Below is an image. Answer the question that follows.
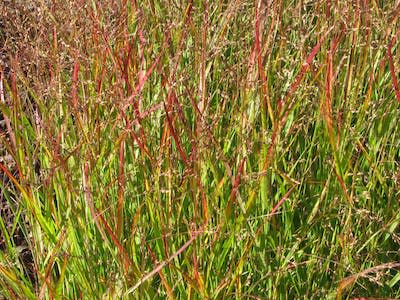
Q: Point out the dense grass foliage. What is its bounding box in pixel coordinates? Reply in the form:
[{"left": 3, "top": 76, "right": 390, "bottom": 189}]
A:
[{"left": 1, "top": 0, "right": 400, "bottom": 299}]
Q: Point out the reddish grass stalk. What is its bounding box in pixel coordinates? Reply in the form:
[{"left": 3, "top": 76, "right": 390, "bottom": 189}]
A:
[
  {"left": 262, "top": 31, "right": 330, "bottom": 172},
  {"left": 246, "top": 44, "right": 256, "bottom": 86},
  {"left": 280, "top": 32, "right": 328, "bottom": 113},
  {"left": 324, "top": 39, "right": 337, "bottom": 150},
  {"left": 121, "top": 41, "right": 133, "bottom": 95},
  {"left": 333, "top": 165, "right": 352, "bottom": 204},
  {"left": 119, "top": 110, "right": 152, "bottom": 160},
  {"left": 144, "top": 240, "right": 175, "bottom": 299},
  {"left": 38, "top": 229, "right": 66, "bottom": 300},
  {"left": 96, "top": 53, "right": 107, "bottom": 95},
  {"left": 125, "top": 28, "right": 170, "bottom": 107},
  {"left": 83, "top": 163, "right": 135, "bottom": 275},
  {"left": 329, "top": 28, "right": 346, "bottom": 146},
  {"left": 88, "top": 7, "right": 119, "bottom": 73},
  {"left": 213, "top": 157, "right": 246, "bottom": 244},
  {"left": 98, "top": 213, "right": 132, "bottom": 274},
  {"left": 173, "top": 93, "right": 191, "bottom": 132},
  {"left": 326, "top": 0, "right": 331, "bottom": 18},
  {"left": 387, "top": 32, "right": 400, "bottom": 103},
  {"left": 226, "top": 157, "right": 247, "bottom": 218},
  {"left": 198, "top": 1, "right": 209, "bottom": 115},
  {"left": 122, "top": 31, "right": 170, "bottom": 159},
  {"left": 163, "top": 99, "right": 189, "bottom": 165},
  {"left": 255, "top": 0, "right": 273, "bottom": 126},
  {"left": 268, "top": 185, "right": 296, "bottom": 217},
  {"left": 52, "top": 26, "right": 58, "bottom": 52},
  {"left": 88, "top": 3, "right": 166, "bottom": 160},
  {"left": 337, "top": 262, "right": 400, "bottom": 300},
  {"left": 71, "top": 59, "right": 80, "bottom": 110},
  {"left": 154, "top": 0, "right": 196, "bottom": 171},
  {"left": 6, "top": 59, "right": 24, "bottom": 181},
  {"left": 129, "top": 229, "right": 202, "bottom": 293}
]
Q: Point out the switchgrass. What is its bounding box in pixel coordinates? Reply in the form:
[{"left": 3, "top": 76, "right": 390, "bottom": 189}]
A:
[{"left": 1, "top": 0, "right": 400, "bottom": 299}]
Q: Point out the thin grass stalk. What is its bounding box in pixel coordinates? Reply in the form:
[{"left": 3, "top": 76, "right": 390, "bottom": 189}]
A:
[
  {"left": 386, "top": 29, "right": 400, "bottom": 103},
  {"left": 116, "top": 139, "right": 125, "bottom": 239},
  {"left": 125, "top": 229, "right": 202, "bottom": 295}
]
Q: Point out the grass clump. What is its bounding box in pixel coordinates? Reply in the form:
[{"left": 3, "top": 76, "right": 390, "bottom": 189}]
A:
[{"left": 1, "top": 0, "right": 400, "bottom": 299}]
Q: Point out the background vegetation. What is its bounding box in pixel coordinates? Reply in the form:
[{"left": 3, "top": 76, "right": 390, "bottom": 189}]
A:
[{"left": 1, "top": 0, "right": 400, "bottom": 299}]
